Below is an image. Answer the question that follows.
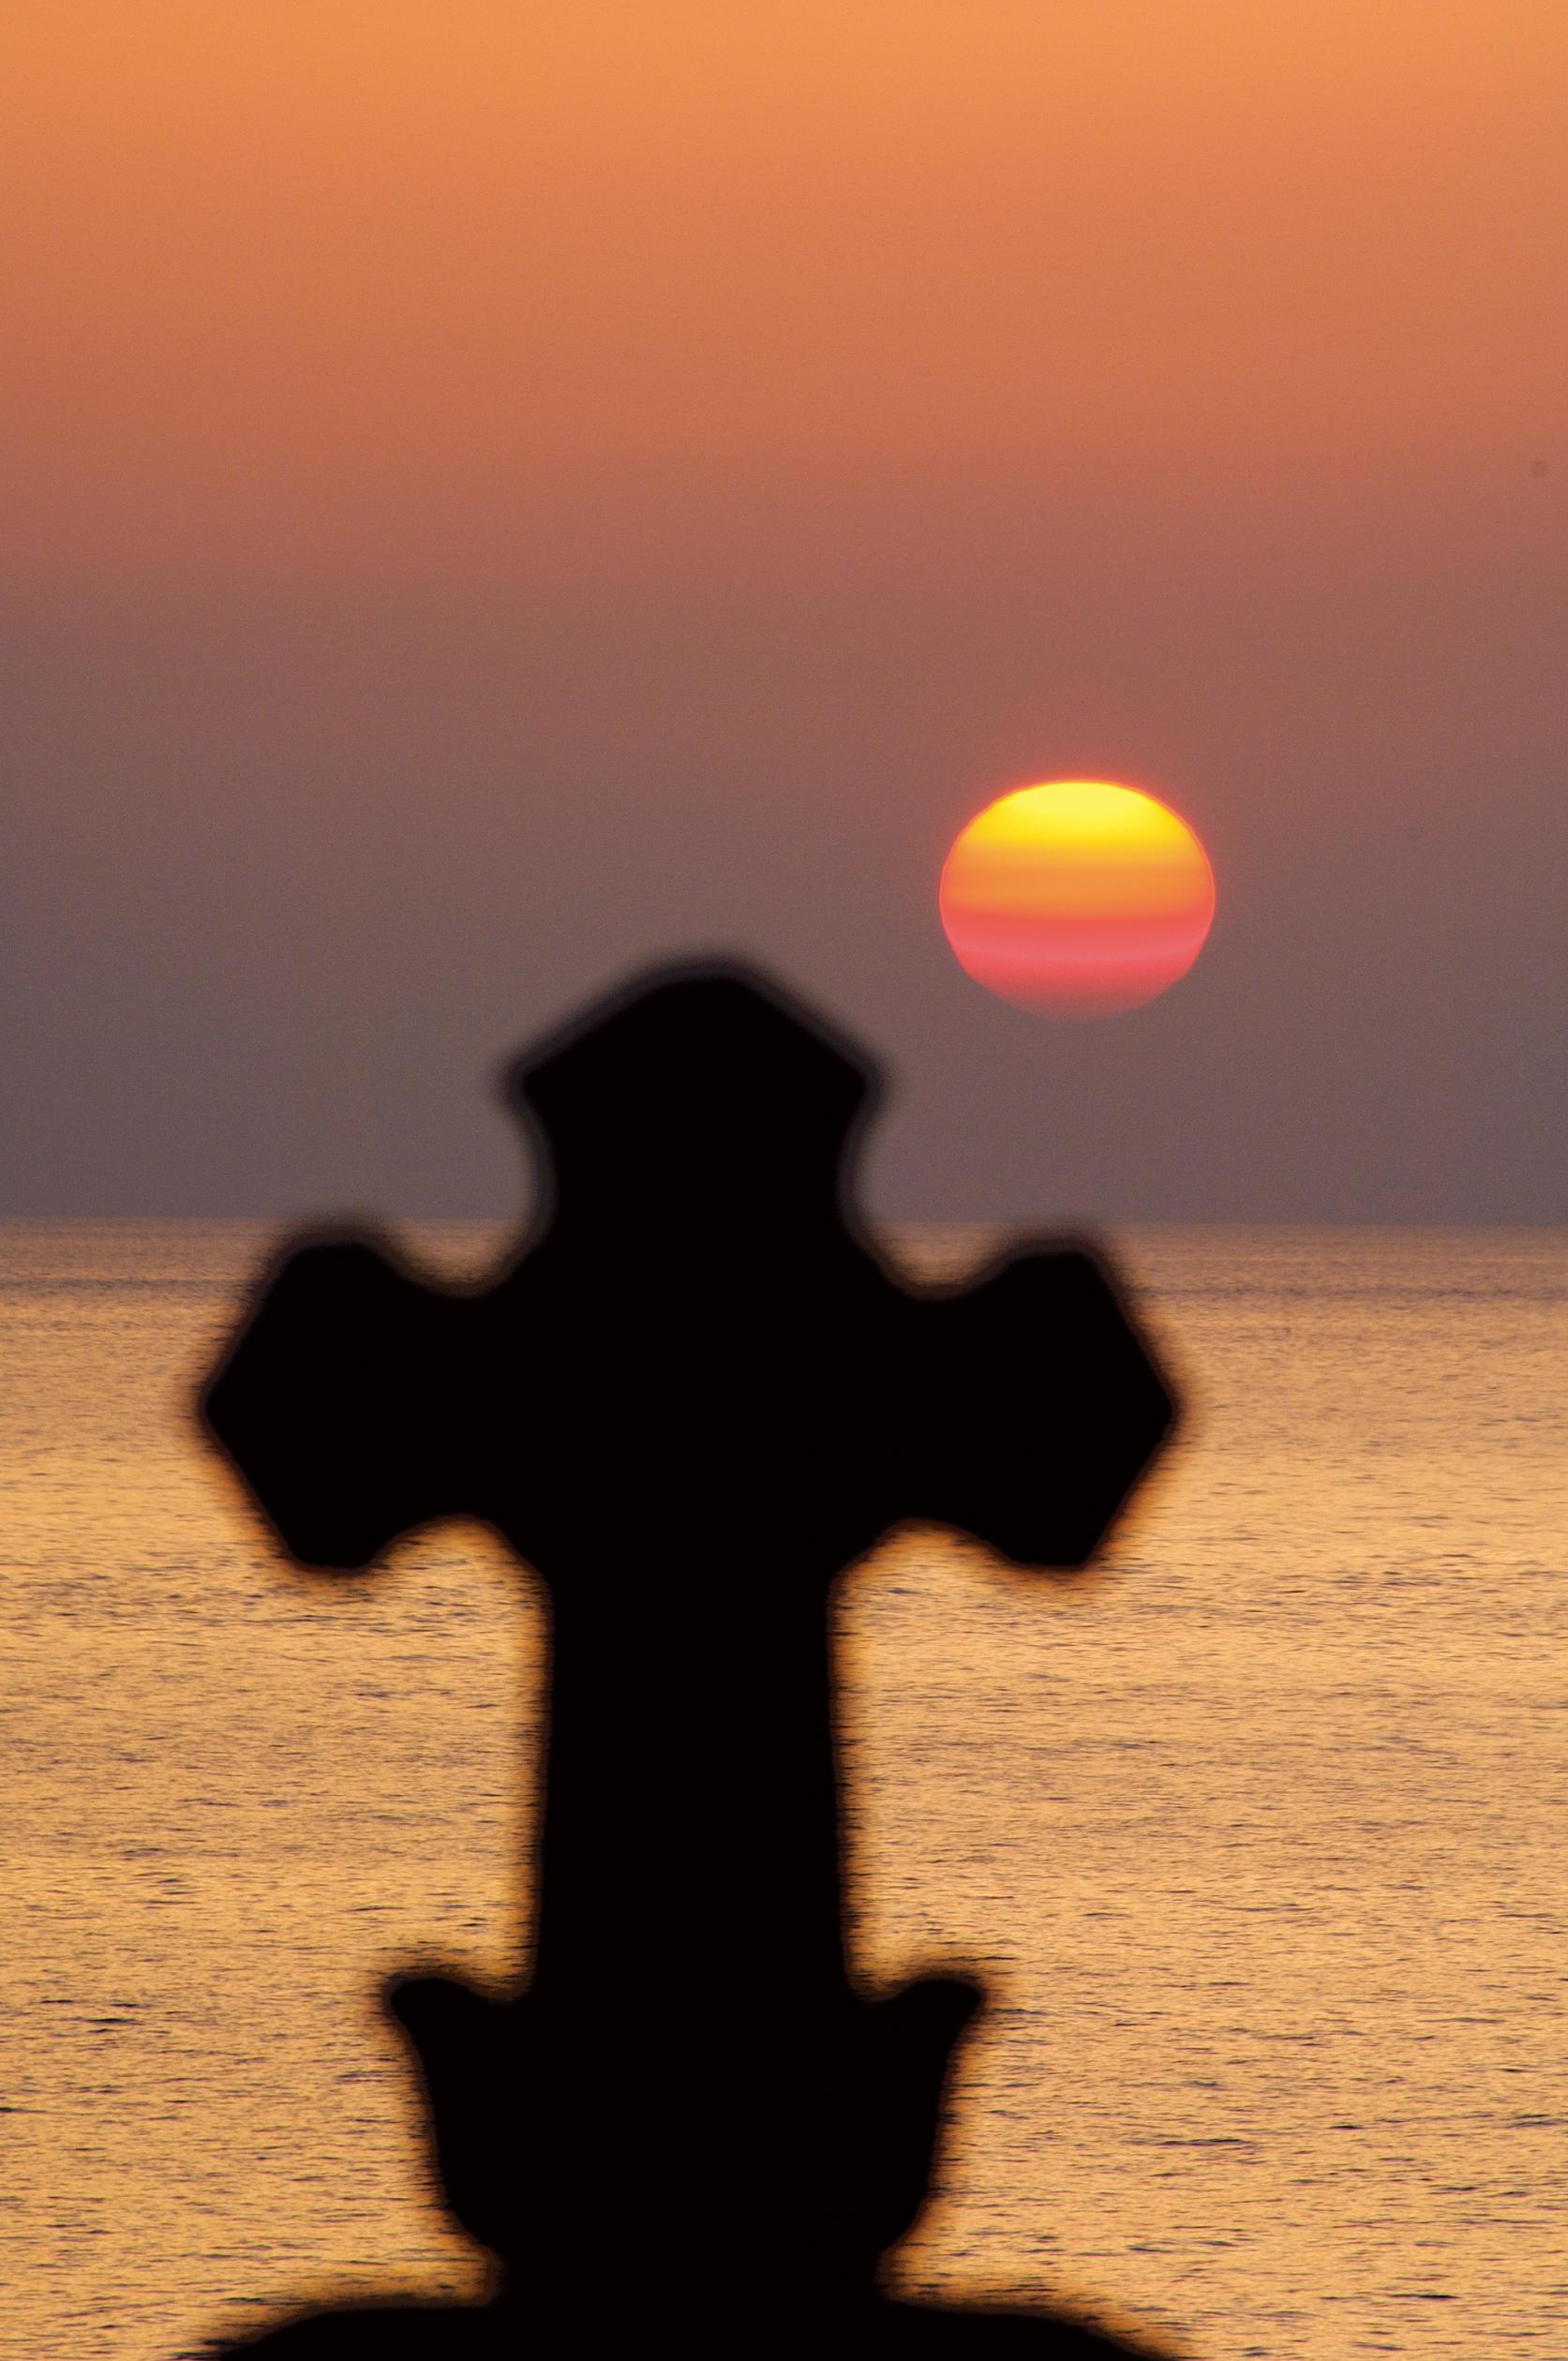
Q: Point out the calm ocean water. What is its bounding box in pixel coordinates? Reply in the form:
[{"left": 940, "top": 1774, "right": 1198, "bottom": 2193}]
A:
[{"left": 1, "top": 1220, "right": 1564, "bottom": 2357}]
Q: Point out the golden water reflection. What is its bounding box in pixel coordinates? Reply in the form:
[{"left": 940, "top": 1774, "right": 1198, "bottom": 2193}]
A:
[{"left": 1, "top": 1222, "right": 1564, "bottom": 2356}]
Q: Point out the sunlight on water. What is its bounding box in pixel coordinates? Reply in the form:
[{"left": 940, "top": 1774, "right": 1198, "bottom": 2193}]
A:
[{"left": 0, "top": 1222, "right": 1564, "bottom": 2356}]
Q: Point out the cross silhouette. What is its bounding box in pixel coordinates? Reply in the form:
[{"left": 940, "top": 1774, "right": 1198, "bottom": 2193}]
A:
[{"left": 202, "top": 963, "right": 1179, "bottom": 2357}]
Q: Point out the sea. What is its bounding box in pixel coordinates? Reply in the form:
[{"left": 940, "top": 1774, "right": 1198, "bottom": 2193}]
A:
[{"left": 1, "top": 1221, "right": 1564, "bottom": 2358}]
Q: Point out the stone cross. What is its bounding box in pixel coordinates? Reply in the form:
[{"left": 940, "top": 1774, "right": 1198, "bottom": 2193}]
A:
[{"left": 202, "top": 964, "right": 1177, "bottom": 2357}]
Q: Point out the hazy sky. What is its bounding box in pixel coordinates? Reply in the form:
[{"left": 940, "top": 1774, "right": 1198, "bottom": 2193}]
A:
[{"left": 5, "top": 2, "right": 1565, "bottom": 1219}]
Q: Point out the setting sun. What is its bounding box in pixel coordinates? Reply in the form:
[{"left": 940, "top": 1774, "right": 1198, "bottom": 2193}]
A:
[{"left": 939, "top": 780, "right": 1216, "bottom": 1019}]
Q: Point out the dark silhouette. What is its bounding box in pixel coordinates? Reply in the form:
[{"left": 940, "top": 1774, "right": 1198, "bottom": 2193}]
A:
[{"left": 200, "top": 963, "right": 1179, "bottom": 2356}]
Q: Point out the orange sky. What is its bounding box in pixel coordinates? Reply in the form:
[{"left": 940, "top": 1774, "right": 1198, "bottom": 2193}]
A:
[
  {"left": 4, "top": 2, "right": 1567, "bottom": 1221},
  {"left": 5, "top": 1, "right": 1564, "bottom": 582}
]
